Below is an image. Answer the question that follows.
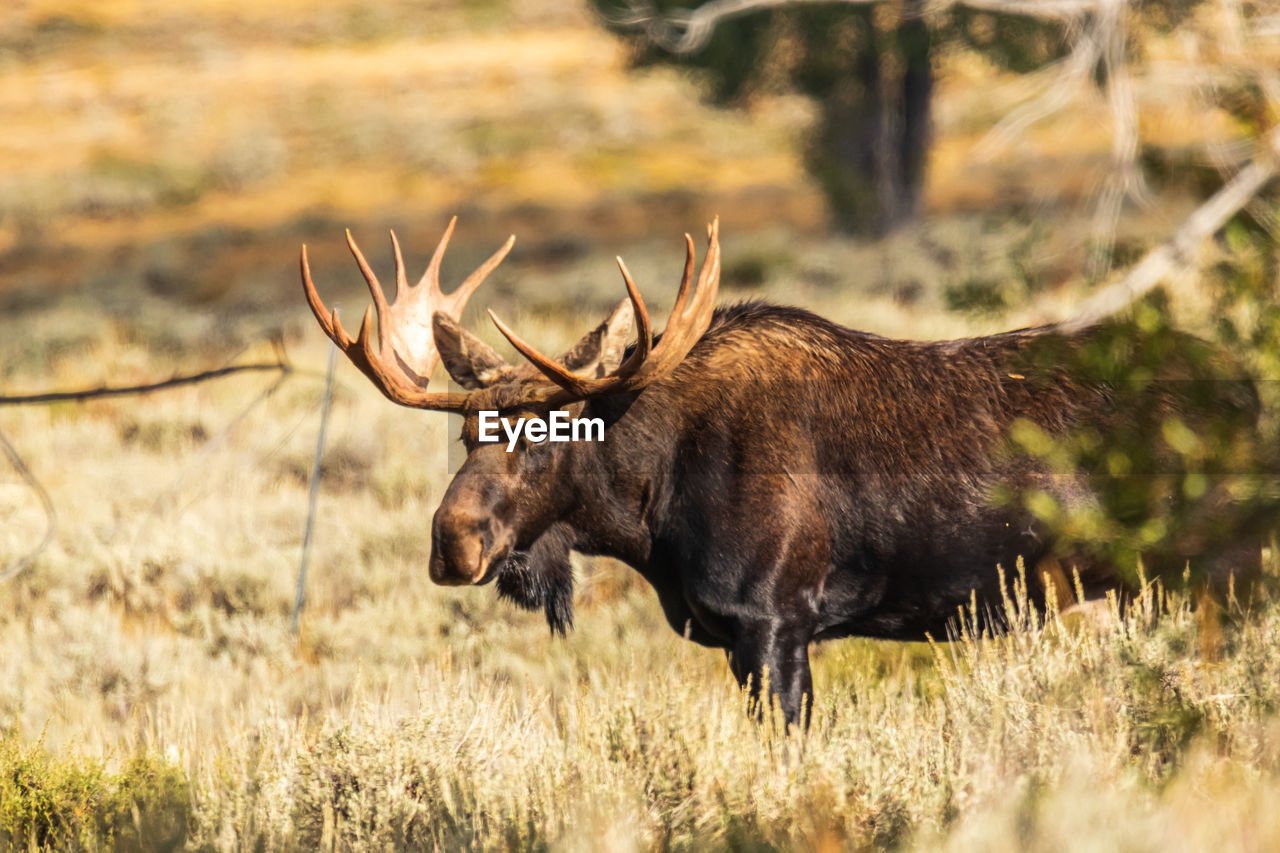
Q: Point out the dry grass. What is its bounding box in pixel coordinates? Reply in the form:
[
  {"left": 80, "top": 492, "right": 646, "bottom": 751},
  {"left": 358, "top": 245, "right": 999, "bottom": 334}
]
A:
[
  {"left": 181, "top": 577, "right": 1280, "bottom": 853},
  {"left": 4, "top": 233, "right": 1280, "bottom": 850},
  {"left": 4, "top": 0, "right": 1280, "bottom": 850}
]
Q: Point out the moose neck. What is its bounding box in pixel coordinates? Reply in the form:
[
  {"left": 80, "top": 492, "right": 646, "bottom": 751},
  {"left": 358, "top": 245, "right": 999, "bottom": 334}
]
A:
[{"left": 557, "top": 391, "right": 679, "bottom": 570}]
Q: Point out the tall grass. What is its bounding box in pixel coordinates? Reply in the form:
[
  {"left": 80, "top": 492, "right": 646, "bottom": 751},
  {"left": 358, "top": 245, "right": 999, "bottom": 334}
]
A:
[
  {"left": 7, "top": 517, "right": 1280, "bottom": 851},
  {"left": 5, "top": 2, "right": 1280, "bottom": 849}
]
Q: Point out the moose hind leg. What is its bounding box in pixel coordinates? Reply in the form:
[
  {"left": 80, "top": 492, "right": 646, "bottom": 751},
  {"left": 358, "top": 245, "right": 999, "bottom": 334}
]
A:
[{"left": 728, "top": 618, "right": 814, "bottom": 729}]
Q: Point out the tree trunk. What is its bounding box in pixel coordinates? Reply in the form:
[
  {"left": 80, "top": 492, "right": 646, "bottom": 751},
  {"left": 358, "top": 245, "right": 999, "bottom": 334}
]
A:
[{"left": 807, "top": 11, "right": 933, "bottom": 236}]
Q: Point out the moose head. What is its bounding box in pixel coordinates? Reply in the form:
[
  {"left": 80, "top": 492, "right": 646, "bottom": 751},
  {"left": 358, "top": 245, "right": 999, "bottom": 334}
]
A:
[{"left": 301, "top": 218, "right": 721, "bottom": 627}]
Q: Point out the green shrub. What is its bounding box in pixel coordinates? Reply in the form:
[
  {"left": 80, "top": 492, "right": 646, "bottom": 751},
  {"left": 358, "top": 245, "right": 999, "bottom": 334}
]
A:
[{"left": 0, "top": 733, "right": 190, "bottom": 852}]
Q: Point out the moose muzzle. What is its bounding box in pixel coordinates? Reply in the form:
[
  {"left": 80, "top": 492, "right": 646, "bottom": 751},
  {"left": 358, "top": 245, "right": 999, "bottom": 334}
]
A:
[{"left": 429, "top": 505, "right": 506, "bottom": 586}]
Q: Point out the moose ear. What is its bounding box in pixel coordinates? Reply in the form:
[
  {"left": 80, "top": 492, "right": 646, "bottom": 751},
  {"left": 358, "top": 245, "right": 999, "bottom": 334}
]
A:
[
  {"left": 559, "top": 299, "right": 636, "bottom": 378},
  {"left": 432, "top": 312, "right": 512, "bottom": 389}
]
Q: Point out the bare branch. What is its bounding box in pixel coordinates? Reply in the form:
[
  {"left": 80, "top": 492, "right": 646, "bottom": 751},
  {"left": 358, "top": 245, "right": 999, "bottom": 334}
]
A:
[
  {"left": 613, "top": 0, "right": 1280, "bottom": 332},
  {"left": 1086, "top": 0, "right": 1148, "bottom": 279},
  {"left": 974, "top": 17, "right": 1102, "bottom": 158},
  {"left": 1062, "top": 124, "right": 1280, "bottom": 332},
  {"left": 1212, "top": 0, "right": 1280, "bottom": 234},
  {"left": 607, "top": 0, "right": 1097, "bottom": 55},
  {"left": 293, "top": 341, "right": 338, "bottom": 636}
]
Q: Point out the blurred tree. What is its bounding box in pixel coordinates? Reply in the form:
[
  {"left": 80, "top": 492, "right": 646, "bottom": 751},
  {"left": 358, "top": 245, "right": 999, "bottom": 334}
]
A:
[{"left": 592, "top": 1, "right": 1072, "bottom": 235}]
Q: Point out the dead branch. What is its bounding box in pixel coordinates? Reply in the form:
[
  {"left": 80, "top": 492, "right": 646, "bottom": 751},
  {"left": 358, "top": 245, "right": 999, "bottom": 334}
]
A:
[
  {"left": 602, "top": 0, "right": 1095, "bottom": 55},
  {"left": 0, "top": 347, "right": 302, "bottom": 581},
  {"left": 292, "top": 341, "right": 338, "bottom": 636},
  {"left": 974, "top": 15, "right": 1101, "bottom": 158},
  {"left": 1061, "top": 124, "right": 1280, "bottom": 332},
  {"left": 613, "top": 0, "right": 1278, "bottom": 329},
  {"left": 1086, "top": 0, "right": 1147, "bottom": 279}
]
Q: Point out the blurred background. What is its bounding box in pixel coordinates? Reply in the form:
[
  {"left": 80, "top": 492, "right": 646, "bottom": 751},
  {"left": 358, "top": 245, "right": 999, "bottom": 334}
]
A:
[
  {"left": 4, "top": 0, "right": 1272, "bottom": 333},
  {"left": 2, "top": 2, "right": 1280, "bottom": 849}
]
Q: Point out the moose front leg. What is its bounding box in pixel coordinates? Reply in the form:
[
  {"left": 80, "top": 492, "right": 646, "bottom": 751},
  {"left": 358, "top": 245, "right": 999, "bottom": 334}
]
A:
[{"left": 728, "top": 618, "right": 814, "bottom": 729}]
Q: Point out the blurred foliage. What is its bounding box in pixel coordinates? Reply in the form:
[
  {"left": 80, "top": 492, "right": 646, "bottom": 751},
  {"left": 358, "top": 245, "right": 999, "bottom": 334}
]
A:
[
  {"left": 931, "top": 29, "right": 1280, "bottom": 590},
  {"left": 1003, "top": 296, "right": 1265, "bottom": 586},
  {"left": 946, "top": 7, "right": 1070, "bottom": 73},
  {"left": 989, "top": 192, "right": 1280, "bottom": 589},
  {"left": 0, "top": 732, "right": 190, "bottom": 852}
]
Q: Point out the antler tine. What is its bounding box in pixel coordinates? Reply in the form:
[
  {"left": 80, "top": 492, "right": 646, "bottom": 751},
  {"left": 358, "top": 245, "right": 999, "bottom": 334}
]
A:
[
  {"left": 487, "top": 308, "right": 594, "bottom": 395},
  {"left": 631, "top": 218, "right": 720, "bottom": 378},
  {"left": 418, "top": 215, "right": 458, "bottom": 293},
  {"left": 299, "top": 218, "right": 514, "bottom": 413},
  {"left": 330, "top": 307, "right": 355, "bottom": 348},
  {"left": 389, "top": 229, "right": 408, "bottom": 295},
  {"left": 489, "top": 219, "right": 722, "bottom": 405},
  {"left": 301, "top": 245, "right": 354, "bottom": 347},
  {"left": 345, "top": 230, "right": 391, "bottom": 349},
  {"left": 647, "top": 219, "right": 718, "bottom": 351},
  {"left": 486, "top": 249, "right": 657, "bottom": 396},
  {"left": 614, "top": 256, "right": 652, "bottom": 370},
  {"left": 355, "top": 304, "right": 377, "bottom": 354},
  {"left": 300, "top": 245, "right": 335, "bottom": 339},
  {"left": 688, "top": 218, "right": 721, "bottom": 322},
  {"left": 669, "top": 233, "right": 697, "bottom": 321}
]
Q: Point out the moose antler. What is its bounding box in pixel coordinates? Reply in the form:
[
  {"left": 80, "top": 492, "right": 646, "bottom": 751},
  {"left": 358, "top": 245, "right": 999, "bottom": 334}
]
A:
[
  {"left": 487, "top": 218, "right": 721, "bottom": 404},
  {"left": 301, "top": 218, "right": 721, "bottom": 413},
  {"left": 301, "top": 217, "right": 514, "bottom": 411}
]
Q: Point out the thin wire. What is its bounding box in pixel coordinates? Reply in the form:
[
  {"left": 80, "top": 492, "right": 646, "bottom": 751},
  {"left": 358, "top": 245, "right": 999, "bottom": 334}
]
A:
[
  {"left": 292, "top": 341, "right": 338, "bottom": 635},
  {"left": 121, "top": 370, "right": 294, "bottom": 556},
  {"left": 0, "top": 426, "right": 57, "bottom": 584},
  {"left": 0, "top": 362, "right": 291, "bottom": 405}
]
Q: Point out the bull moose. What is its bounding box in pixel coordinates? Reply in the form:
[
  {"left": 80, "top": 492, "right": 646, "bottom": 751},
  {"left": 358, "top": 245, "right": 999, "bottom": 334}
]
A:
[{"left": 301, "top": 218, "right": 1262, "bottom": 726}]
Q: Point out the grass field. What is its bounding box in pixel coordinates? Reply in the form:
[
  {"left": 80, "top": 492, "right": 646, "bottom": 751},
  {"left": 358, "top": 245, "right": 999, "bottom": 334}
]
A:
[{"left": 4, "top": 0, "right": 1280, "bottom": 850}]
